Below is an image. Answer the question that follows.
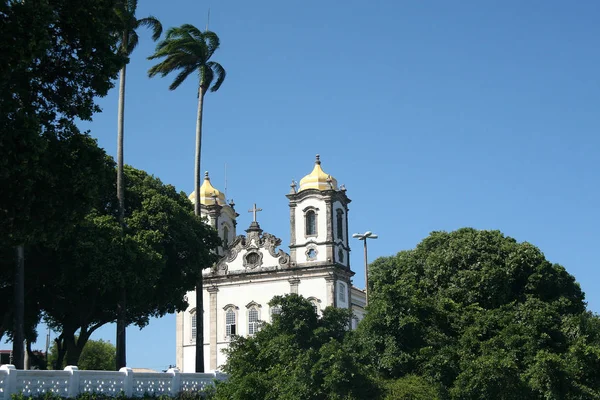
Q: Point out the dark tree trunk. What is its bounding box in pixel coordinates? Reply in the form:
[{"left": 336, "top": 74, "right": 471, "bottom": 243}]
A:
[
  {"left": 13, "top": 245, "right": 25, "bottom": 369},
  {"left": 115, "top": 31, "right": 128, "bottom": 372},
  {"left": 194, "top": 88, "right": 206, "bottom": 373},
  {"left": 116, "top": 288, "right": 126, "bottom": 370},
  {"left": 195, "top": 276, "right": 204, "bottom": 372}
]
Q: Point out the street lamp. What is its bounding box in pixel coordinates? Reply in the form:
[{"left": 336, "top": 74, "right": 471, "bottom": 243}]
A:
[{"left": 352, "top": 231, "right": 378, "bottom": 306}]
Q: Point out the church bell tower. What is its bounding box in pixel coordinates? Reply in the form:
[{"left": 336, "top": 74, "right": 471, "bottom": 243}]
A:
[{"left": 287, "top": 155, "right": 351, "bottom": 271}]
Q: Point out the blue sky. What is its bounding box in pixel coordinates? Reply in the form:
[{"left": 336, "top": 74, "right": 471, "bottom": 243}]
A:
[{"left": 5, "top": 0, "right": 600, "bottom": 371}]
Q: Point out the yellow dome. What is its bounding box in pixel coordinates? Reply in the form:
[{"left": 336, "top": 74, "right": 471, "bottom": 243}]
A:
[
  {"left": 188, "top": 171, "right": 226, "bottom": 205},
  {"left": 299, "top": 155, "right": 338, "bottom": 191}
]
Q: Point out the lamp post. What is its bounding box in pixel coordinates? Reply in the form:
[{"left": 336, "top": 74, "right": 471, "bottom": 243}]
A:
[{"left": 352, "top": 231, "right": 378, "bottom": 306}]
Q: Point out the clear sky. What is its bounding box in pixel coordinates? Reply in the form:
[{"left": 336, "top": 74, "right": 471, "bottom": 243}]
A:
[{"left": 5, "top": 0, "right": 599, "bottom": 371}]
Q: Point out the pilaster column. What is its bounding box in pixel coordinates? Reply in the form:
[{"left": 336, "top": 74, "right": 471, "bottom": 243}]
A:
[
  {"left": 325, "top": 199, "right": 333, "bottom": 262},
  {"left": 325, "top": 276, "right": 336, "bottom": 307},
  {"left": 175, "top": 311, "right": 183, "bottom": 369},
  {"left": 289, "top": 202, "right": 297, "bottom": 246},
  {"left": 288, "top": 278, "right": 300, "bottom": 294},
  {"left": 207, "top": 286, "right": 219, "bottom": 370}
]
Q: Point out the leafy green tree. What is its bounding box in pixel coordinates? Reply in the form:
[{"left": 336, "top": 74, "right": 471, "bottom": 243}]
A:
[
  {"left": 356, "top": 228, "right": 600, "bottom": 399},
  {"left": 0, "top": 0, "right": 124, "bottom": 368},
  {"left": 48, "top": 338, "right": 116, "bottom": 370},
  {"left": 381, "top": 375, "right": 440, "bottom": 400},
  {"left": 27, "top": 165, "right": 220, "bottom": 368},
  {"left": 147, "top": 24, "right": 226, "bottom": 372},
  {"left": 216, "top": 294, "right": 377, "bottom": 400},
  {"left": 114, "top": 0, "right": 162, "bottom": 370}
]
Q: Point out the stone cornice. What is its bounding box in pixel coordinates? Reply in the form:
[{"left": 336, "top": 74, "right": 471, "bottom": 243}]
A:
[{"left": 286, "top": 188, "right": 351, "bottom": 205}]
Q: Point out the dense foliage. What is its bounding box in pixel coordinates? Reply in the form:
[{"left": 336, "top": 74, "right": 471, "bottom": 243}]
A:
[
  {"left": 215, "top": 294, "right": 377, "bottom": 400},
  {"left": 356, "top": 228, "right": 600, "bottom": 399},
  {"left": 0, "top": 0, "right": 124, "bottom": 247},
  {"left": 36, "top": 165, "right": 219, "bottom": 367},
  {"left": 0, "top": 0, "right": 125, "bottom": 366},
  {"left": 48, "top": 338, "right": 117, "bottom": 370}
]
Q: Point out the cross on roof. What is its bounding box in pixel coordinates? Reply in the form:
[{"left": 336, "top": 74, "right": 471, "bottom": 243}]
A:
[{"left": 248, "top": 203, "right": 262, "bottom": 222}]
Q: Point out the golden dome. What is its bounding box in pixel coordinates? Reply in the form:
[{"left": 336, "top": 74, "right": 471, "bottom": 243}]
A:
[
  {"left": 299, "top": 155, "right": 338, "bottom": 192},
  {"left": 188, "top": 171, "right": 226, "bottom": 205}
]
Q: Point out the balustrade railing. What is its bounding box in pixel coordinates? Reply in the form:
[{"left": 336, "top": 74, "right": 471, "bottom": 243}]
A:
[{"left": 0, "top": 365, "right": 224, "bottom": 400}]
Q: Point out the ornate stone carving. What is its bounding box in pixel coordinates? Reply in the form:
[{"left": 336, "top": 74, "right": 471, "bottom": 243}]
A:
[{"left": 210, "top": 228, "right": 292, "bottom": 275}]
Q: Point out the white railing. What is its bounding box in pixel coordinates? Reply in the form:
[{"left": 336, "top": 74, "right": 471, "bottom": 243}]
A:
[{"left": 0, "top": 365, "right": 225, "bottom": 399}]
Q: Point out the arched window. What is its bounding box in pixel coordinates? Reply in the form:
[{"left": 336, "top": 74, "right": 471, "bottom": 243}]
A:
[
  {"left": 225, "top": 309, "right": 236, "bottom": 337},
  {"left": 248, "top": 308, "right": 259, "bottom": 335},
  {"left": 191, "top": 312, "right": 197, "bottom": 342},
  {"left": 308, "top": 297, "right": 321, "bottom": 317},
  {"left": 223, "top": 226, "right": 229, "bottom": 248},
  {"left": 336, "top": 209, "right": 344, "bottom": 240},
  {"left": 305, "top": 210, "right": 316, "bottom": 236}
]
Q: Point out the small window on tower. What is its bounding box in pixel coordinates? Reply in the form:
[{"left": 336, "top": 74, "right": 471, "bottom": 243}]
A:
[
  {"left": 305, "top": 210, "right": 317, "bottom": 236},
  {"left": 336, "top": 209, "right": 344, "bottom": 240},
  {"left": 338, "top": 248, "right": 344, "bottom": 263},
  {"left": 307, "top": 248, "right": 317, "bottom": 260},
  {"left": 338, "top": 282, "right": 346, "bottom": 303},
  {"left": 223, "top": 226, "right": 229, "bottom": 248}
]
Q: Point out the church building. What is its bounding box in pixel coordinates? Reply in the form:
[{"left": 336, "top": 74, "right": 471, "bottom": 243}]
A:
[{"left": 175, "top": 156, "right": 367, "bottom": 372}]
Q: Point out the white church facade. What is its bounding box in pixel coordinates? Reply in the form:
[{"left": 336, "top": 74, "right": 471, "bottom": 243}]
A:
[{"left": 175, "top": 156, "right": 367, "bottom": 372}]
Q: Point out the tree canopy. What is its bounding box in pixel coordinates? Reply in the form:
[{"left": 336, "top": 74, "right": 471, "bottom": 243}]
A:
[
  {"left": 4, "top": 164, "right": 219, "bottom": 368},
  {"left": 48, "top": 338, "right": 116, "bottom": 371},
  {"left": 215, "top": 294, "right": 377, "bottom": 400},
  {"left": 356, "top": 228, "right": 600, "bottom": 399}
]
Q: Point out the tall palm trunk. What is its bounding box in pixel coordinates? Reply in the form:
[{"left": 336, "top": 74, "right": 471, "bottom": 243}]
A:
[
  {"left": 194, "top": 87, "right": 205, "bottom": 373},
  {"left": 115, "top": 33, "right": 128, "bottom": 370},
  {"left": 13, "top": 244, "right": 25, "bottom": 369}
]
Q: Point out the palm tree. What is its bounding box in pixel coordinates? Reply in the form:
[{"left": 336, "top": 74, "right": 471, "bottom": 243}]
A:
[
  {"left": 148, "top": 24, "right": 225, "bottom": 373},
  {"left": 114, "top": 0, "right": 162, "bottom": 370}
]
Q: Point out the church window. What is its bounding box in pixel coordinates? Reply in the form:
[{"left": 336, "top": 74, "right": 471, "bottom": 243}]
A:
[
  {"left": 336, "top": 209, "right": 344, "bottom": 240},
  {"left": 305, "top": 210, "right": 317, "bottom": 236},
  {"left": 308, "top": 297, "right": 321, "bottom": 317},
  {"left": 225, "top": 309, "right": 236, "bottom": 337},
  {"left": 307, "top": 248, "right": 317, "bottom": 260},
  {"left": 270, "top": 306, "right": 282, "bottom": 322},
  {"left": 248, "top": 308, "right": 259, "bottom": 335},
  {"left": 338, "top": 282, "right": 346, "bottom": 303},
  {"left": 223, "top": 226, "right": 229, "bottom": 247},
  {"left": 191, "top": 313, "right": 197, "bottom": 341},
  {"left": 338, "top": 248, "right": 344, "bottom": 263}
]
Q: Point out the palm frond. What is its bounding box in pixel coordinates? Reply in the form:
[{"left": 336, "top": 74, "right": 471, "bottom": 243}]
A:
[
  {"left": 179, "top": 24, "right": 205, "bottom": 41},
  {"left": 203, "top": 31, "right": 221, "bottom": 58},
  {"left": 169, "top": 65, "right": 197, "bottom": 91},
  {"left": 137, "top": 16, "right": 163, "bottom": 41},
  {"left": 148, "top": 23, "right": 225, "bottom": 96},
  {"left": 207, "top": 62, "right": 226, "bottom": 92},
  {"left": 127, "top": 31, "right": 139, "bottom": 55}
]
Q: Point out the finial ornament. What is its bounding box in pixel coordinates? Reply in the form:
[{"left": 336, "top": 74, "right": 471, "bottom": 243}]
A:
[
  {"left": 204, "top": 171, "right": 209, "bottom": 179},
  {"left": 290, "top": 180, "right": 297, "bottom": 194},
  {"left": 248, "top": 203, "right": 263, "bottom": 222},
  {"left": 228, "top": 199, "right": 235, "bottom": 208},
  {"left": 326, "top": 175, "right": 333, "bottom": 189},
  {"left": 315, "top": 154, "right": 321, "bottom": 165}
]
